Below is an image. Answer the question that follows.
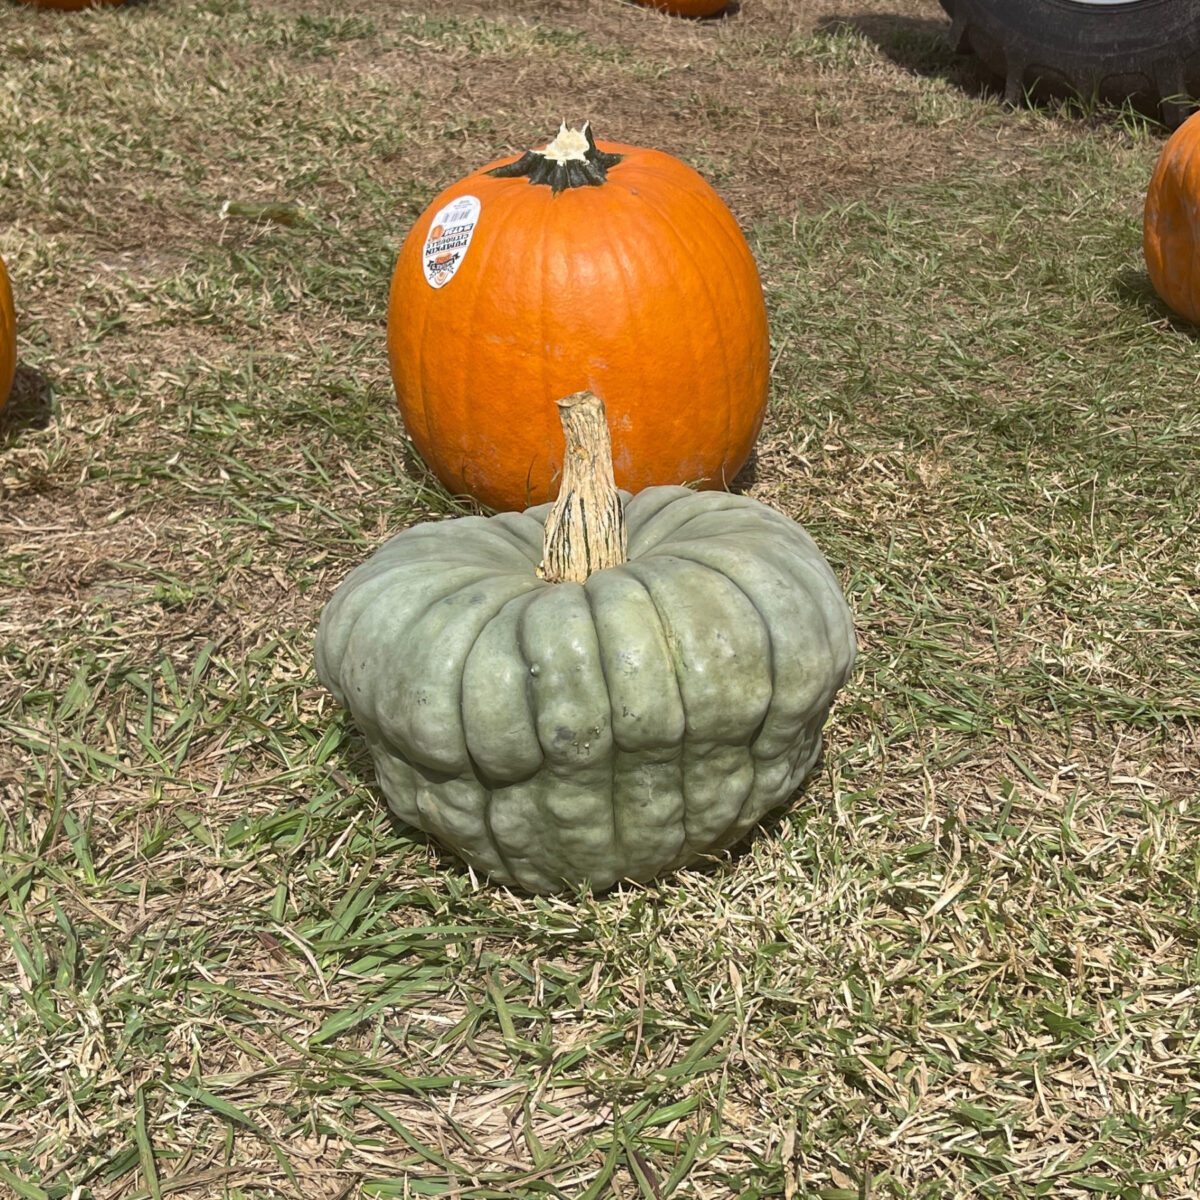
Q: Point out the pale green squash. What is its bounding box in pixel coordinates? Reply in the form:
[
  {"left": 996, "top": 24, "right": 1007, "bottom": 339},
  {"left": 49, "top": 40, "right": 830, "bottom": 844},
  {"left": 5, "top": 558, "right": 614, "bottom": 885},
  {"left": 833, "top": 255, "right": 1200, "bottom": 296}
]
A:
[
  {"left": 316, "top": 498, "right": 854, "bottom": 893},
  {"left": 315, "top": 392, "right": 855, "bottom": 893}
]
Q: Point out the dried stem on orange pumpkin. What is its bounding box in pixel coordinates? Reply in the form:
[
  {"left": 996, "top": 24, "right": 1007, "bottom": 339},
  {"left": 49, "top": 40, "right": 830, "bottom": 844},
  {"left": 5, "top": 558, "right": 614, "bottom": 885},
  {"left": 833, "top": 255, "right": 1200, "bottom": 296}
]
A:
[
  {"left": 539, "top": 391, "right": 627, "bottom": 584},
  {"left": 487, "top": 122, "right": 623, "bottom": 194}
]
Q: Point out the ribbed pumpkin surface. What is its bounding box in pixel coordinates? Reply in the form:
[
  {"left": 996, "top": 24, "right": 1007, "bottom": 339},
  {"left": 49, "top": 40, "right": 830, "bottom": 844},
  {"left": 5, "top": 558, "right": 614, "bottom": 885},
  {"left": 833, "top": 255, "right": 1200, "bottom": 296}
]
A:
[{"left": 315, "top": 487, "right": 856, "bottom": 894}]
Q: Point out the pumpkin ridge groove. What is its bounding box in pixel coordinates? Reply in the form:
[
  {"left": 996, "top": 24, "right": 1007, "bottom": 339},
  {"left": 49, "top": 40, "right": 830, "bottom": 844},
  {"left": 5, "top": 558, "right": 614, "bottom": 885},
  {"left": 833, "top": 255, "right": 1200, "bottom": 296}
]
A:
[
  {"left": 489, "top": 510, "right": 548, "bottom": 564},
  {"left": 405, "top": 221, "right": 440, "bottom": 470},
  {"left": 461, "top": 587, "right": 545, "bottom": 781},
  {"left": 724, "top": 746, "right": 763, "bottom": 849},
  {"left": 578, "top": 572, "right": 623, "bottom": 856},
  {"left": 601, "top": 564, "right": 687, "bottom": 829},
  {"left": 456, "top": 582, "right": 543, "bottom": 765},
  {"left": 684, "top": 200, "right": 762, "bottom": 475},
  {"left": 480, "top": 782, "right": 520, "bottom": 888},
  {"left": 534, "top": 204, "right": 554, "bottom": 490},
  {"left": 656, "top": 537, "right": 778, "bottom": 709},
  {"left": 635, "top": 552, "right": 774, "bottom": 748},
  {"left": 626, "top": 493, "right": 712, "bottom": 555},
  {"left": 618, "top": 556, "right": 715, "bottom": 847},
  {"left": 738, "top": 533, "right": 856, "bottom": 701},
  {"left": 333, "top": 563, "right": 500, "bottom": 718},
  {"left": 782, "top": 547, "right": 857, "bottom": 677},
  {"left": 601, "top": 223, "right": 643, "bottom": 475},
  {"left": 392, "top": 573, "right": 542, "bottom": 771},
  {"left": 709, "top": 188, "right": 771, "bottom": 464}
]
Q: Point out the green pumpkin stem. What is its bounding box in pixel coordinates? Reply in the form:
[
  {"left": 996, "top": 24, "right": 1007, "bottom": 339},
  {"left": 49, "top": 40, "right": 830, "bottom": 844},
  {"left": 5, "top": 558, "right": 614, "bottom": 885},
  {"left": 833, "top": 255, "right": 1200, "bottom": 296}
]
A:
[
  {"left": 540, "top": 391, "right": 628, "bottom": 584},
  {"left": 487, "top": 122, "right": 623, "bottom": 195}
]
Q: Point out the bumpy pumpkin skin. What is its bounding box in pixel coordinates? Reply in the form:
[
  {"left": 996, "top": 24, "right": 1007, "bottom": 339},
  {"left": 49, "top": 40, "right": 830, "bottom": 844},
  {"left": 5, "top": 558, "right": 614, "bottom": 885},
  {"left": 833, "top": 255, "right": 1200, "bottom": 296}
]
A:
[
  {"left": 315, "top": 487, "right": 856, "bottom": 894},
  {"left": 1144, "top": 111, "right": 1200, "bottom": 325},
  {"left": 0, "top": 255, "right": 15, "bottom": 413},
  {"left": 387, "top": 137, "right": 769, "bottom": 512}
]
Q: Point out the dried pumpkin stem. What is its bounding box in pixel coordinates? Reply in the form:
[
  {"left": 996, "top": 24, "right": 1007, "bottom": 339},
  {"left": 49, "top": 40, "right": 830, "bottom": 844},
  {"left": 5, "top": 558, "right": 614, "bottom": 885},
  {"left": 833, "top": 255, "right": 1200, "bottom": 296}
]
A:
[
  {"left": 487, "top": 122, "right": 623, "bottom": 195},
  {"left": 540, "top": 391, "right": 628, "bottom": 584}
]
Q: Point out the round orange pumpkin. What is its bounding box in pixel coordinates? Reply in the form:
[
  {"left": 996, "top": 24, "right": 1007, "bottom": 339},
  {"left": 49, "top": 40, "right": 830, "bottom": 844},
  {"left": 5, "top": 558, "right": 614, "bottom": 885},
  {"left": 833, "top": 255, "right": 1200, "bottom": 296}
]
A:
[
  {"left": 0, "top": 255, "right": 15, "bottom": 412},
  {"left": 386, "top": 123, "right": 769, "bottom": 512},
  {"left": 1144, "top": 111, "right": 1200, "bottom": 324},
  {"left": 633, "top": 0, "right": 729, "bottom": 15}
]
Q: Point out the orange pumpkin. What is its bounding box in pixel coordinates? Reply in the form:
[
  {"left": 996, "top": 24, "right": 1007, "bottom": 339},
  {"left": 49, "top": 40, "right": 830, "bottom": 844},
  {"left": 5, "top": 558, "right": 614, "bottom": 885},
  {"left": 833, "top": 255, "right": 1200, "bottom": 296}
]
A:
[
  {"left": 633, "top": 0, "right": 729, "bottom": 15},
  {"left": 1144, "top": 111, "right": 1200, "bottom": 324},
  {"left": 0, "top": 255, "right": 15, "bottom": 412},
  {"left": 386, "top": 123, "right": 769, "bottom": 512},
  {"left": 15, "top": 0, "right": 126, "bottom": 8}
]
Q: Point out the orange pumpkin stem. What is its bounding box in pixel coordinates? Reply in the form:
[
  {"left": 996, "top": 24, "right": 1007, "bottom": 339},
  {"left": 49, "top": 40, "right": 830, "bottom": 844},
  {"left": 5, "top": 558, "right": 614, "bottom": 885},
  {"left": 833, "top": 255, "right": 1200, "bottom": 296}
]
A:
[{"left": 539, "top": 391, "right": 628, "bottom": 584}]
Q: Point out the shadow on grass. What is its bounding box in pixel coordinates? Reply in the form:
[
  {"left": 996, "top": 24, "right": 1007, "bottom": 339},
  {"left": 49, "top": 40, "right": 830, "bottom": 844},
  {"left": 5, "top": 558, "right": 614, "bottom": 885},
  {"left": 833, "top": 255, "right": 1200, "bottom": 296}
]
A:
[
  {"left": 820, "top": 10, "right": 1179, "bottom": 128},
  {"left": 818, "top": 11, "right": 1000, "bottom": 101},
  {"left": 1113, "top": 265, "right": 1198, "bottom": 332},
  {"left": 729, "top": 444, "right": 758, "bottom": 495},
  {"left": 1, "top": 365, "right": 54, "bottom": 443}
]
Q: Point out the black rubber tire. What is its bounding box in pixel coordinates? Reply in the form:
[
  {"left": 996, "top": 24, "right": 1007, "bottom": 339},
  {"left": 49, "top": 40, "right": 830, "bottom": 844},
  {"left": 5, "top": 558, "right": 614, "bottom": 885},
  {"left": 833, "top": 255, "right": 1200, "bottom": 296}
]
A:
[{"left": 939, "top": 0, "right": 1200, "bottom": 128}]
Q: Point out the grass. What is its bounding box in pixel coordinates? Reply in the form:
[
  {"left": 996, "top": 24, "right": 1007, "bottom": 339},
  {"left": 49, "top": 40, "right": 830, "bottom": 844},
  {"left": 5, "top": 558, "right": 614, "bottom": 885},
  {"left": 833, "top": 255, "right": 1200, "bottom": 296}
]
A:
[{"left": 1, "top": 0, "right": 1198, "bottom": 1197}]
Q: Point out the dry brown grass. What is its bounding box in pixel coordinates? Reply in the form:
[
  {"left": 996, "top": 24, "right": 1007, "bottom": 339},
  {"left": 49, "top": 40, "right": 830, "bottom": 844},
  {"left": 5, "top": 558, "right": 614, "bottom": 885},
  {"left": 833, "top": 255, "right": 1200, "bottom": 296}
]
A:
[{"left": 1, "top": 1, "right": 1198, "bottom": 1198}]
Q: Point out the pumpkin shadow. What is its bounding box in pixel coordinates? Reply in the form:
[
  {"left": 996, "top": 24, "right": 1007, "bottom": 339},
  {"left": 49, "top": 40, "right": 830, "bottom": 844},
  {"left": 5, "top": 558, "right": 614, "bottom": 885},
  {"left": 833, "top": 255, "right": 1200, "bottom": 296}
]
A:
[
  {"left": 0, "top": 365, "right": 54, "bottom": 444},
  {"left": 728, "top": 445, "right": 758, "bottom": 494},
  {"left": 1113, "top": 265, "right": 1198, "bottom": 332}
]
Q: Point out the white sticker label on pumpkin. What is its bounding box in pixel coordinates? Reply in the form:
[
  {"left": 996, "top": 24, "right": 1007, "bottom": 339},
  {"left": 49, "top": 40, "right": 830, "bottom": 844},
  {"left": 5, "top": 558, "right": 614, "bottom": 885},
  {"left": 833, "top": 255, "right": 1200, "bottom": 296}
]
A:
[{"left": 422, "top": 195, "right": 482, "bottom": 289}]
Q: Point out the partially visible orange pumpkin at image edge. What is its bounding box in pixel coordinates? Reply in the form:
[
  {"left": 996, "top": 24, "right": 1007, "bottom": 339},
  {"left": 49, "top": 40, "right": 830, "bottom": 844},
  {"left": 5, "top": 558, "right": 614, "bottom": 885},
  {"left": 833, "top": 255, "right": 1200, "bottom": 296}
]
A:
[
  {"left": 386, "top": 123, "right": 770, "bottom": 512},
  {"left": 0, "top": 256, "right": 15, "bottom": 412},
  {"left": 633, "top": 0, "right": 730, "bottom": 15},
  {"left": 1144, "top": 110, "right": 1200, "bottom": 325}
]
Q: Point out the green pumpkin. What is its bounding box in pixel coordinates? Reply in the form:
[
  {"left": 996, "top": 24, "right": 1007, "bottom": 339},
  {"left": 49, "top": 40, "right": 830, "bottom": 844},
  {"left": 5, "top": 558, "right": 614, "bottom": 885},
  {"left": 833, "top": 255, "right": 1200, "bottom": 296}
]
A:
[{"left": 315, "top": 479, "right": 856, "bottom": 894}]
